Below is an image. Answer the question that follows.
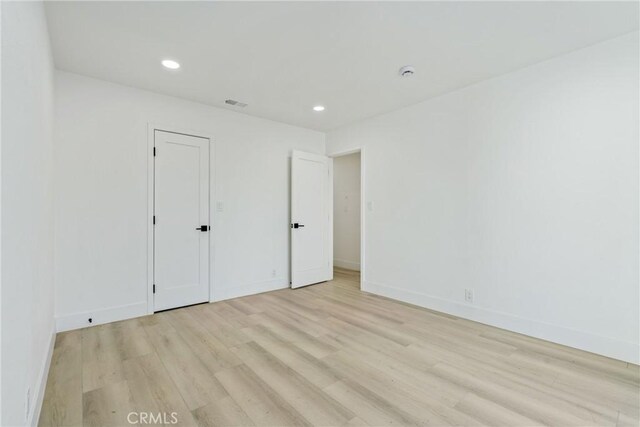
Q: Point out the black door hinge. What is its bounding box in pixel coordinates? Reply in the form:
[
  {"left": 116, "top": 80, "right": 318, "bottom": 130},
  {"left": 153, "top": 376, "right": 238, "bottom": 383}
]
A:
[
  {"left": 153, "top": 284, "right": 156, "bottom": 294},
  {"left": 153, "top": 215, "right": 156, "bottom": 225},
  {"left": 153, "top": 147, "right": 156, "bottom": 156}
]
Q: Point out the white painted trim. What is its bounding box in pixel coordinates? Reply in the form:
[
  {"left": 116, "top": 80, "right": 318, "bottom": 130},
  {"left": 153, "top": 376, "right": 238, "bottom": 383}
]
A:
[
  {"left": 333, "top": 259, "right": 360, "bottom": 271},
  {"left": 28, "top": 324, "right": 55, "bottom": 427},
  {"left": 147, "top": 123, "right": 216, "bottom": 314},
  {"left": 328, "top": 159, "right": 334, "bottom": 280},
  {"left": 360, "top": 148, "right": 365, "bottom": 284},
  {"left": 363, "top": 280, "right": 640, "bottom": 364},
  {"left": 214, "top": 279, "right": 289, "bottom": 302},
  {"left": 146, "top": 124, "right": 154, "bottom": 314},
  {"left": 55, "top": 301, "right": 148, "bottom": 332},
  {"left": 327, "top": 147, "right": 365, "bottom": 284},
  {"left": 327, "top": 148, "right": 361, "bottom": 157}
]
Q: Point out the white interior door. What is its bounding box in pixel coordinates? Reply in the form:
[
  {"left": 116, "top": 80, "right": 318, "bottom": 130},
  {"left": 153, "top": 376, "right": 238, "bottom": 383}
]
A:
[
  {"left": 291, "top": 150, "right": 333, "bottom": 288},
  {"left": 154, "top": 130, "right": 210, "bottom": 311}
]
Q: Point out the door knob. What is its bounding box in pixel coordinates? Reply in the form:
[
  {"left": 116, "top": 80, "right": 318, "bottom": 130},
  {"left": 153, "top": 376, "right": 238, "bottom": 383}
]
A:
[
  {"left": 291, "top": 223, "right": 305, "bottom": 229},
  {"left": 196, "top": 225, "right": 209, "bottom": 232}
]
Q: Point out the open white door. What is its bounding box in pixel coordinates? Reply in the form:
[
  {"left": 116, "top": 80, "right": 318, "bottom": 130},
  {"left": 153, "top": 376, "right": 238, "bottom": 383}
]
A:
[
  {"left": 154, "top": 130, "right": 210, "bottom": 311},
  {"left": 291, "top": 150, "right": 333, "bottom": 288}
]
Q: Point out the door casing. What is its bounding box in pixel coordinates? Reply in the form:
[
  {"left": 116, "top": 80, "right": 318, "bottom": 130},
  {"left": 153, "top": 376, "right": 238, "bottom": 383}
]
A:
[{"left": 147, "top": 123, "right": 215, "bottom": 314}]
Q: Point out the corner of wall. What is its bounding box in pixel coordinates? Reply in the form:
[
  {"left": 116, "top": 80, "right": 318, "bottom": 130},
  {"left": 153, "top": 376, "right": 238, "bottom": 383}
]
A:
[
  {"left": 28, "top": 324, "right": 55, "bottom": 427},
  {"left": 55, "top": 302, "right": 148, "bottom": 333}
]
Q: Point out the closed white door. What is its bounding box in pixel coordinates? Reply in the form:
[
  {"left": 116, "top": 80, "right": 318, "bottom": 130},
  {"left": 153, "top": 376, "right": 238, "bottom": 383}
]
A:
[
  {"left": 291, "top": 150, "right": 333, "bottom": 288},
  {"left": 154, "top": 130, "right": 210, "bottom": 311}
]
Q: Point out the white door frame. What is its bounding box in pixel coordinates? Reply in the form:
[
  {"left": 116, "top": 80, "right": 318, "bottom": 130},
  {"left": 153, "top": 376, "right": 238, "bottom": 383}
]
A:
[
  {"left": 327, "top": 147, "right": 365, "bottom": 284},
  {"left": 146, "top": 123, "right": 215, "bottom": 314}
]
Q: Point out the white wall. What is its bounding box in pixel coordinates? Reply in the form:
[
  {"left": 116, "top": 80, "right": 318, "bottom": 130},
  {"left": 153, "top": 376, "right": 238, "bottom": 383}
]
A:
[
  {"left": 54, "top": 71, "right": 325, "bottom": 330},
  {"left": 1, "top": 3, "right": 3, "bottom": 421},
  {"left": 327, "top": 33, "right": 639, "bottom": 363},
  {"left": 1, "top": 2, "right": 56, "bottom": 425},
  {"left": 333, "top": 152, "right": 361, "bottom": 271},
  {"left": 1, "top": 3, "right": 3, "bottom": 422}
]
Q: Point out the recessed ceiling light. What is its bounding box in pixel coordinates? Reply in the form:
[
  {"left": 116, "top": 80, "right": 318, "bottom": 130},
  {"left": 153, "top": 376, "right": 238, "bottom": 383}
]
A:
[
  {"left": 161, "top": 59, "right": 180, "bottom": 70},
  {"left": 313, "top": 105, "right": 325, "bottom": 112}
]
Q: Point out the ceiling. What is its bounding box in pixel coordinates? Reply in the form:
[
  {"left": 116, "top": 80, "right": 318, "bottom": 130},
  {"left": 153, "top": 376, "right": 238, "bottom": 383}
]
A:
[{"left": 45, "top": 1, "right": 639, "bottom": 131}]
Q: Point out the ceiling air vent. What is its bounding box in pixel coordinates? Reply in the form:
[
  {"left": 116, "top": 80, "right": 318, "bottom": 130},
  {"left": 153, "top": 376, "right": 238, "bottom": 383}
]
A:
[{"left": 225, "top": 99, "right": 248, "bottom": 108}]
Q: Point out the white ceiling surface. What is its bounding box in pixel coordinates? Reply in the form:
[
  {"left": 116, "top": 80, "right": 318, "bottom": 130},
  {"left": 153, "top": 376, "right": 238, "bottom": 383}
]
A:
[{"left": 45, "top": 2, "right": 639, "bottom": 131}]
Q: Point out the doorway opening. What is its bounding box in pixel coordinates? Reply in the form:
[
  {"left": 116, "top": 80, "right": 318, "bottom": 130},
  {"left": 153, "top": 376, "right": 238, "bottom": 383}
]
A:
[{"left": 331, "top": 150, "right": 362, "bottom": 290}]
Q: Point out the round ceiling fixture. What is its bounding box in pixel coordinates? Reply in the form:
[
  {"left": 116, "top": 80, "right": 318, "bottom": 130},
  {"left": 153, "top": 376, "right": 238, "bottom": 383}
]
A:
[
  {"left": 399, "top": 65, "right": 415, "bottom": 77},
  {"left": 313, "top": 105, "right": 325, "bottom": 112},
  {"left": 161, "top": 59, "right": 181, "bottom": 70}
]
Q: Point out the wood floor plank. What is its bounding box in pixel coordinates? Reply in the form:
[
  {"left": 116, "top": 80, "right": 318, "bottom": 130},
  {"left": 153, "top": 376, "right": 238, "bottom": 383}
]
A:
[
  {"left": 428, "top": 342, "right": 619, "bottom": 424},
  {"left": 454, "top": 393, "right": 540, "bottom": 426},
  {"left": 259, "top": 301, "right": 333, "bottom": 337},
  {"left": 431, "top": 362, "right": 599, "bottom": 426},
  {"left": 232, "top": 342, "right": 355, "bottom": 426},
  {"left": 244, "top": 312, "right": 338, "bottom": 358},
  {"left": 344, "top": 416, "right": 369, "bottom": 426},
  {"left": 244, "top": 312, "right": 327, "bottom": 344},
  {"left": 480, "top": 329, "right": 635, "bottom": 384},
  {"left": 322, "top": 380, "right": 423, "bottom": 426},
  {"left": 166, "top": 309, "right": 243, "bottom": 372},
  {"left": 191, "top": 304, "right": 252, "bottom": 348},
  {"left": 109, "top": 318, "right": 155, "bottom": 361},
  {"left": 39, "top": 331, "right": 83, "bottom": 427},
  {"left": 81, "top": 324, "right": 126, "bottom": 393},
  {"left": 617, "top": 410, "right": 640, "bottom": 427},
  {"left": 323, "top": 351, "right": 480, "bottom": 426},
  {"left": 215, "top": 364, "right": 311, "bottom": 427},
  {"left": 82, "top": 381, "right": 136, "bottom": 427},
  {"left": 122, "top": 352, "right": 196, "bottom": 426},
  {"left": 326, "top": 333, "right": 467, "bottom": 406},
  {"left": 143, "top": 322, "right": 229, "bottom": 410},
  {"left": 241, "top": 324, "right": 341, "bottom": 389},
  {"left": 192, "top": 396, "right": 255, "bottom": 427},
  {"left": 262, "top": 293, "right": 329, "bottom": 322},
  {"left": 409, "top": 340, "right": 559, "bottom": 387}
]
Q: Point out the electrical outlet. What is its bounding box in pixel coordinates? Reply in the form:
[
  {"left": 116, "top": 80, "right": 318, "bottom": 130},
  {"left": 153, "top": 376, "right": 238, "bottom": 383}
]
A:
[{"left": 464, "top": 289, "right": 474, "bottom": 303}]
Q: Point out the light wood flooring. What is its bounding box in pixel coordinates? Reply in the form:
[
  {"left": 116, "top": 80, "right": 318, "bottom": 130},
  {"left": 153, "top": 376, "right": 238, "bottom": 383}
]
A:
[{"left": 40, "top": 268, "right": 639, "bottom": 426}]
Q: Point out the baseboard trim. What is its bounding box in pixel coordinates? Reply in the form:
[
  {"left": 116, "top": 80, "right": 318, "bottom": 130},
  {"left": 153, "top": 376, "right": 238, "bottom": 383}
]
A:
[
  {"left": 56, "top": 301, "right": 148, "bottom": 332},
  {"left": 214, "top": 278, "right": 289, "bottom": 302},
  {"left": 29, "top": 324, "right": 56, "bottom": 426},
  {"left": 333, "top": 259, "right": 361, "bottom": 271},
  {"left": 363, "top": 280, "right": 639, "bottom": 364},
  {"left": 54, "top": 279, "right": 290, "bottom": 332}
]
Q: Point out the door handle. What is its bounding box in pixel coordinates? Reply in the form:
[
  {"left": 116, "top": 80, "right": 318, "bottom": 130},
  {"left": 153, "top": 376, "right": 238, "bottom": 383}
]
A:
[
  {"left": 196, "top": 225, "right": 209, "bottom": 232},
  {"left": 291, "top": 223, "right": 305, "bottom": 229}
]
